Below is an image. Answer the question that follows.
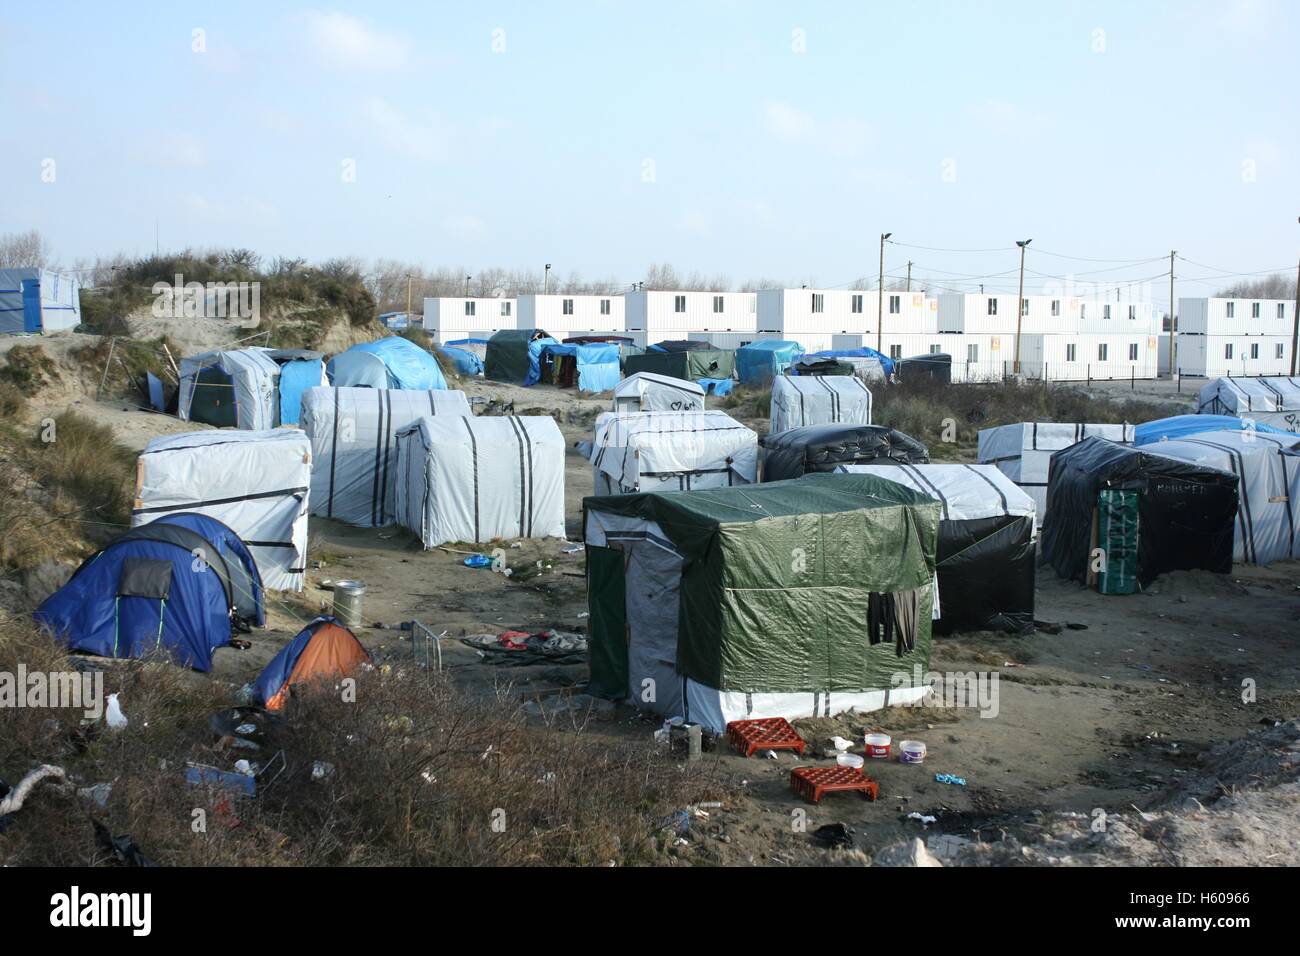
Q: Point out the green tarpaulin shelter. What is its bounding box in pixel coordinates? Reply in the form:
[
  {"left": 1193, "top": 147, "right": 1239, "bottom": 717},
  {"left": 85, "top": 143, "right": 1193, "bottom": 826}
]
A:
[
  {"left": 583, "top": 473, "right": 941, "bottom": 731},
  {"left": 622, "top": 348, "right": 736, "bottom": 383},
  {"left": 484, "top": 328, "right": 554, "bottom": 383}
]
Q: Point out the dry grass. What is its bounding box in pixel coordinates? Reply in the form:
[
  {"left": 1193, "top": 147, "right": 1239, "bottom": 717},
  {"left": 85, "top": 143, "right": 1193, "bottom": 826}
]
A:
[
  {"left": 0, "top": 411, "right": 135, "bottom": 576},
  {"left": 0, "top": 621, "right": 730, "bottom": 866},
  {"left": 873, "top": 375, "right": 1174, "bottom": 456}
]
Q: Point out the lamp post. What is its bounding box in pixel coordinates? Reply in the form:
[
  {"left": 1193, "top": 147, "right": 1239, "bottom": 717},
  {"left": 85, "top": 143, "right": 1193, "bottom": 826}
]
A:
[
  {"left": 544, "top": 263, "right": 552, "bottom": 294},
  {"left": 877, "top": 232, "right": 891, "bottom": 354},
  {"left": 465, "top": 275, "right": 472, "bottom": 296},
  {"left": 1013, "top": 239, "right": 1032, "bottom": 374}
]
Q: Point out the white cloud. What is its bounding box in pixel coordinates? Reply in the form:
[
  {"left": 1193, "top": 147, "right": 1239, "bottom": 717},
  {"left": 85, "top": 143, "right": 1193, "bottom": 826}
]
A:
[
  {"left": 765, "top": 101, "right": 815, "bottom": 142},
  {"left": 763, "top": 101, "right": 871, "bottom": 156},
  {"left": 303, "top": 11, "right": 409, "bottom": 70},
  {"left": 365, "top": 96, "right": 450, "bottom": 162}
]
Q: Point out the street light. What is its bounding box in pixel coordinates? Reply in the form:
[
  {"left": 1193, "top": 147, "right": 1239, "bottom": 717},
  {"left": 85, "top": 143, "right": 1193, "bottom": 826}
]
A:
[
  {"left": 1013, "top": 239, "right": 1031, "bottom": 374},
  {"left": 544, "top": 263, "right": 552, "bottom": 294},
  {"left": 877, "top": 232, "right": 892, "bottom": 354},
  {"left": 465, "top": 275, "right": 472, "bottom": 296}
]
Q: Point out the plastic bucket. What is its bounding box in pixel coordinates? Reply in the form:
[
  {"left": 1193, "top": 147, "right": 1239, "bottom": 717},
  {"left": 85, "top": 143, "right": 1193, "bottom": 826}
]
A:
[
  {"left": 865, "top": 732, "right": 892, "bottom": 759},
  {"left": 332, "top": 580, "right": 367, "bottom": 628},
  {"left": 899, "top": 740, "right": 927, "bottom": 765},
  {"left": 836, "top": 752, "right": 864, "bottom": 770}
]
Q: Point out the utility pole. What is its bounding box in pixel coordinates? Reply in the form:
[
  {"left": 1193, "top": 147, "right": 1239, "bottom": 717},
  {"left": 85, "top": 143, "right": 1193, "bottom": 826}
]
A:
[
  {"left": 906, "top": 261, "right": 913, "bottom": 292},
  {"left": 877, "top": 232, "right": 891, "bottom": 353},
  {"left": 1168, "top": 251, "right": 1177, "bottom": 381},
  {"left": 1013, "top": 239, "right": 1031, "bottom": 374}
]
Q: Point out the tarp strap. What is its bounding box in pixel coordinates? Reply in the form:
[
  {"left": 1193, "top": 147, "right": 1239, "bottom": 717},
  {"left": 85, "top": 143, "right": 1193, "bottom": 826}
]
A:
[
  {"left": 1181, "top": 438, "right": 1256, "bottom": 563},
  {"left": 461, "top": 417, "right": 480, "bottom": 542},
  {"left": 378, "top": 390, "right": 393, "bottom": 525},
  {"left": 899, "top": 463, "right": 950, "bottom": 520},
  {"left": 371, "top": 391, "right": 386, "bottom": 526},
  {"left": 327, "top": 389, "right": 340, "bottom": 518},
  {"left": 132, "top": 487, "right": 308, "bottom": 515},
  {"left": 963, "top": 464, "right": 1010, "bottom": 513}
]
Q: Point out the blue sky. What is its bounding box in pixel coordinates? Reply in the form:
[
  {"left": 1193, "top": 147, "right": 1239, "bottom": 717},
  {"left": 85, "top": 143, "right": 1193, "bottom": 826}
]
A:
[{"left": 1, "top": 1, "right": 1295, "bottom": 294}]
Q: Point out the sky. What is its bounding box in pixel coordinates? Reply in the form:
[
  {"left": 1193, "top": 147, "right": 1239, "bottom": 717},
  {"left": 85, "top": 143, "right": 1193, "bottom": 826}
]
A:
[{"left": 0, "top": 0, "right": 1295, "bottom": 297}]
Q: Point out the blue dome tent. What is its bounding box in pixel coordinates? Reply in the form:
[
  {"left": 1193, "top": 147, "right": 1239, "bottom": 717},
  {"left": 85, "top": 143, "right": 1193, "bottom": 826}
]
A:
[
  {"left": 327, "top": 337, "right": 448, "bottom": 390},
  {"left": 33, "top": 520, "right": 264, "bottom": 672},
  {"left": 148, "top": 512, "right": 266, "bottom": 627}
]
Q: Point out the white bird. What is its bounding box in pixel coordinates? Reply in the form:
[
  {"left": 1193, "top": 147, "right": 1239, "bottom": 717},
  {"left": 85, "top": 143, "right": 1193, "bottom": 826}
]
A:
[{"left": 105, "top": 693, "right": 128, "bottom": 730}]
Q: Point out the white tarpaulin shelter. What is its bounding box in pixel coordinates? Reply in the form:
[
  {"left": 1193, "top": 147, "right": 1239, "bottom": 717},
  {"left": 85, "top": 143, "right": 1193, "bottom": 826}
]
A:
[
  {"left": 589, "top": 411, "right": 758, "bottom": 494},
  {"left": 1197, "top": 377, "right": 1300, "bottom": 433},
  {"left": 178, "top": 348, "right": 280, "bottom": 430},
  {"left": 769, "top": 375, "right": 873, "bottom": 434},
  {"left": 301, "top": 386, "right": 471, "bottom": 527},
  {"left": 838, "top": 463, "right": 1035, "bottom": 524},
  {"left": 1143, "top": 429, "right": 1300, "bottom": 565},
  {"left": 393, "top": 416, "right": 567, "bottom": 547},
  {"left": 132, "top": 430, "right": 312, "bottom": 591},
  {"left": 978, "top": 422, "right": 1136, "bottom": 523},
  {"left": 612, "top": 372, "right": 706, "bottom": 413}
]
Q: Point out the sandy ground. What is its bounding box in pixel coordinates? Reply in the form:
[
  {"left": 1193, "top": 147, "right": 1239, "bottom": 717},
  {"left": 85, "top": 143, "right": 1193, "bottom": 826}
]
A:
[{"left": 10, "top": 332, "right": 1299, "bottom": 865}]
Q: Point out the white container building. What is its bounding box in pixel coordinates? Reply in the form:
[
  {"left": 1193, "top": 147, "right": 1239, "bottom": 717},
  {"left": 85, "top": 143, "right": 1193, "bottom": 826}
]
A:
[
  {"left": 1173, "top": 298, "right": 1296, "bottom": 377},
  {"left": 758, "top": 288, "right": 935, "bottom": 354},
  {"left": 516, "top": 293, "right": 626, "bottom": 339},
  {"left": 423, "top": 296, "right": 517, "bottom": 343},
  {"left": 625, "top": 290, "right": 758, "bottom": 344}
]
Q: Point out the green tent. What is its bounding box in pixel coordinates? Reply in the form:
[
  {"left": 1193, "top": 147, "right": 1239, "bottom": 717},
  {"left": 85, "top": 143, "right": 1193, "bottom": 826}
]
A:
[
  {"left": 484, "top": 328, "right": 553, "bottom": 383},
  {"left": 583, "top": 473, "right": 941, "bottom": 730},
  {"left": 622, "top": 348, "right": 735, "bottom": 383}
]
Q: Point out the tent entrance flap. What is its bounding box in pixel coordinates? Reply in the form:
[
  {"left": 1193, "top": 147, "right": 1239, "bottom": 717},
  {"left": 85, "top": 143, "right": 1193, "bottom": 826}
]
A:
[
  {"left": 585, "top": 545, "right": 629, "bottom": 699},
  {"left": 190, "top": 366, "right": 238, "bottom": 427}
]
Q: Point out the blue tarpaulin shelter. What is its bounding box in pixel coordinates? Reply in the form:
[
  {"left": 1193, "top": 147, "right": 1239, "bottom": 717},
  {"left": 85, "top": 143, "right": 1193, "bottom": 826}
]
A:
[
  {"left": 735, "top": 340, "right": 804, "bottom": 385},
  {"left": 328, "top": 337, "right": 448, "bottom": 390},
  {"left": 33, "top": 519, "right": 265, "bottom": 672},
  {"left": 538, "top": 342, "right": 621, "bottom": 392},
  {"left": 0, "top": 268, "right": 81, "bottom": 334},
  {"left": 1135, "top": 414, "right": 1292, "bottom": 446},
  {"left": 437, "top": 345, "right": 485, "bottom": 377}
]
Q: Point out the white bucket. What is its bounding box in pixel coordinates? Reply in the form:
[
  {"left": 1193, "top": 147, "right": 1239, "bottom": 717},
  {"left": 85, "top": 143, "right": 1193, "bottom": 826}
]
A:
[
  {"left": 899, "top": 740, "right": 927, "bottom": 764},
  {"left": 836, "top": 752, "right": 864, "bottom": 770}
]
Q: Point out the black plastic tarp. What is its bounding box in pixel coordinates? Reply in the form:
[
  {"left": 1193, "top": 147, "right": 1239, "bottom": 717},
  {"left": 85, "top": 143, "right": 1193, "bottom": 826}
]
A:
[
  {"left": 761, "top": 424, "right": 929, "bottom": 482},
  {"left": 792, "top": 357, "right": 854, "bottom": 376},
  {"left": 896, "top": 353, "right": 952, "bottom": 385},
  {"left": 1042, "top": 436, "right": 1240, "bottom": 587},
  {"left": 933, "top": 512, "right": 1035, "bottom": 634}
]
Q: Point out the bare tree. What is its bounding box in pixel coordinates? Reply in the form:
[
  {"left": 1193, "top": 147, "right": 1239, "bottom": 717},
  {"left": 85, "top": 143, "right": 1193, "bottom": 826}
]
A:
[
  {"left": 1218, "top": 274, "right": 1291, "bottom": 299},
  {"left": 0, "top": 229, "right": 52, "bottom": 269}
]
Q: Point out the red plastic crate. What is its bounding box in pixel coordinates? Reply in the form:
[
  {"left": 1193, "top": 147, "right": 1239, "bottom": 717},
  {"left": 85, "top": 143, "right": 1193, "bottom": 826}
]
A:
[
  {"left": 726, "top": 717, "right": 807, "bottom": 758},
  {"left": 790, "top": 766, "right": 879, "bottom": 804}
]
